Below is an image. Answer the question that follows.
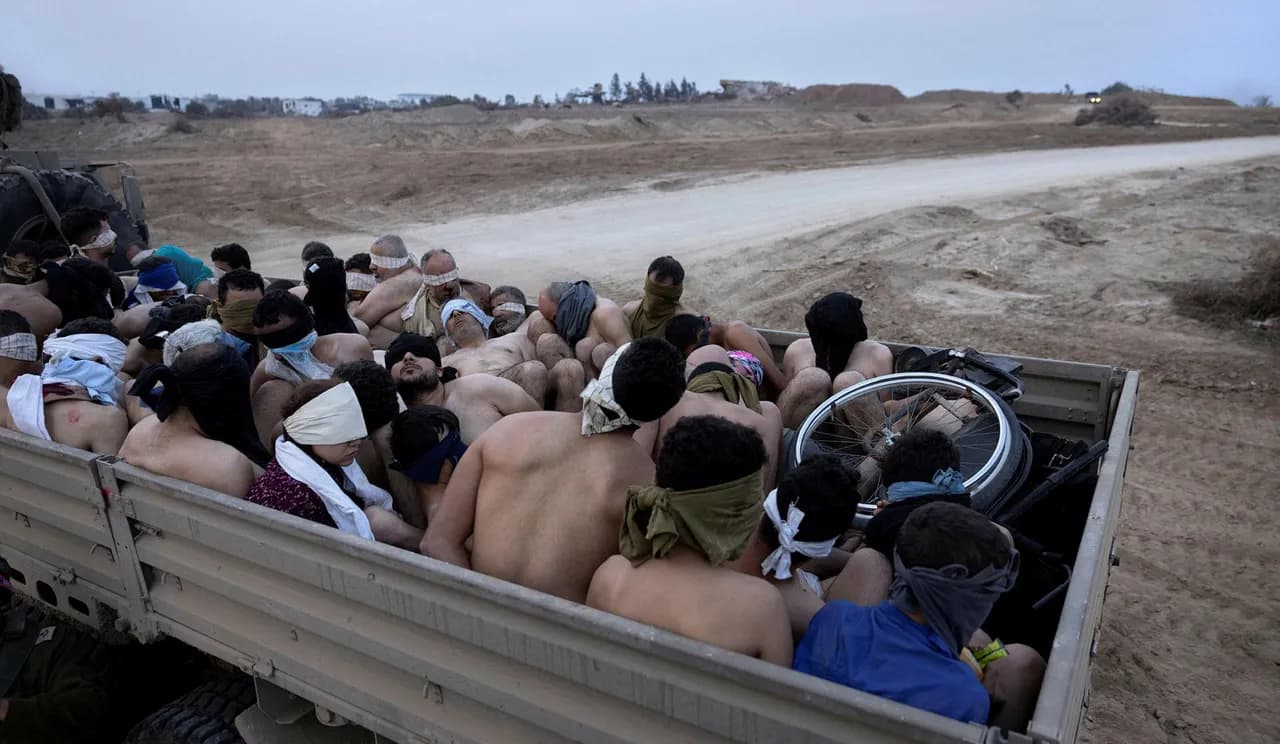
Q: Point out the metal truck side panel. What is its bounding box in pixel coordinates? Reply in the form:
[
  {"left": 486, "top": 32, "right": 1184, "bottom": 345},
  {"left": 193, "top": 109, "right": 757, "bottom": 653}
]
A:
[
  {"left": 1026, "top": 371, "right": 1139, "bottom": 744},
  {"left": 107, "top": 460, "right": 987, "bottom": 744}
]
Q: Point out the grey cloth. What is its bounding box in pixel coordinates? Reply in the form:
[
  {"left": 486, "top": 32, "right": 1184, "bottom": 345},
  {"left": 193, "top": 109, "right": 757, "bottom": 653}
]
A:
[
  {"left": 555, "top": 281, "right": 597, "bottom": 348},
  {"left": 889, "top": 548, "right": 1019, "bottom": 655}
]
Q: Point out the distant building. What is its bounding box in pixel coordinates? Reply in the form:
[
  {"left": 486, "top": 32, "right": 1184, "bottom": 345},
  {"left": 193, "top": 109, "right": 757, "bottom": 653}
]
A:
[
  {"left": 147, "top": 94, "right": 186, "bottom": 111},
  {"left": 397, "top": 93, "right": 447, "bottom": 107},
  {"left": 26, "top": 93, "right": 90, "bottom": 111},
  {"left": 283, "top": 98, "right": 324, "bottom": 117}
]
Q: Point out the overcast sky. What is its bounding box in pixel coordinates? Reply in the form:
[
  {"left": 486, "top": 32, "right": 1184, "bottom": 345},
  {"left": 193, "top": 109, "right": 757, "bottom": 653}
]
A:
[{"left": 6, "top": 1, "right": 1276, "bottom": 104}]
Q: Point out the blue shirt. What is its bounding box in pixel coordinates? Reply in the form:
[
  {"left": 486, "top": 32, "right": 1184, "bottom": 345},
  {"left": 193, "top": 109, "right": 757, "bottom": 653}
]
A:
[
  {"left": 156, "top": 245, "right": 214, "bottom": 289},
  {"left": 793, "top": 600, "right": 990, "bottom": 724}
]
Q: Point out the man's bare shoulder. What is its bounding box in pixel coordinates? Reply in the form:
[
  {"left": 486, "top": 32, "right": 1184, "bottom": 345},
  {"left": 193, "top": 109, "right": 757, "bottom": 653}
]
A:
[
  {"left": 621, "top": 300, "right": 640, "bottom": 318},
  {"left": 451, "top": 372, "right": 524, "bottom": 396},
  {"left": 593, "top": 297, "right": 623, "bottom": 315},
  {"left": 319, "top": 333, "right": 373, "bottom": 362}
]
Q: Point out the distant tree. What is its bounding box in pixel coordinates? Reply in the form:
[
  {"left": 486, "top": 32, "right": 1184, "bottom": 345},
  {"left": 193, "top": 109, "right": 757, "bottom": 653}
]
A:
[
  {"left": 533, "top": 94, "right": 545, "bottom": 107},
  {"left": 131, "top": 99, "right": 149, "bottom": 113},
  {"left": 185, "top": 101, "right": 209, "bottom": 117},
  {"left": 1005, "top": 90, "right": 1024, "bottom": 108},
  {"left": 504, "top": 94, "right": 517, "bottom": 107},
  {"left": 665, "top": 80, "right": 679, "bottom": 100},
  {"left": 680, "top": 77, "right": 691, "bottom": 99},
  {"left": 92, "top": 95, "right": 130, "bottom": 123},
  {"left": 1101, "top": 81, "right": 1133, "bottom": 96},
  {"left": 638, "top": 73, "right": 652, "bottom": 101},
  {"left": 554, "top": 93, "right": 562, "bottom": 105},
  {"left": 1253, "top": 95, "right": 1273, "bottom": 108},
  {"left": 688, "top": 81, "right": 699, "bottom": 98},
  {"left": 624, "top": 81, "right": 637, "bottom": 103},
  {"left": 609, "top": 73, "right": 622, "bottom": 102},
  {"left": 591, "top": 83, "right": 604, "bottom": 105}
]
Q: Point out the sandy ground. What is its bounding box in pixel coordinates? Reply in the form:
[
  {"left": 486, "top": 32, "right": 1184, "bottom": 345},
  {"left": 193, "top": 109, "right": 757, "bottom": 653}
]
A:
[{"left": 11, "top": 102, "right": 1280, "bottom": 742}]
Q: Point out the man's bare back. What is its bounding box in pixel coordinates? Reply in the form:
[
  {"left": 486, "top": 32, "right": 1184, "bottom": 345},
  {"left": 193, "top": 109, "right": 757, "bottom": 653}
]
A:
[
  {"left": 588, "top": 548, "right": 792, "bottom": 664},
  {"left": 645, "top": 391, "right": 784, "bottom": 490},
  {"left": 0, "top": 386, "right": 129, "bottom": 455},
  {"left": 119, "top": 414, "right": 259, "bottom": 497},
  {"left": 426, "top": 411, "right": 654, "bottom": 603}
]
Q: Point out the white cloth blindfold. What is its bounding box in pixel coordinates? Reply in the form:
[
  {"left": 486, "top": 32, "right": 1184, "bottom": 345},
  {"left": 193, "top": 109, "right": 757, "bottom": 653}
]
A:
[
  {"left": 423, "top": 269, "right": 459, "bottom": 287},
  {"left": 580, "top": 343, "right": 635, "bottom": 436},
  {"left": 759, "top": 488, "right": 838, "bottom": 581},
  {"left": 79, "top": 228, "right": 117, "bottom": 251},
  {"left": 0, "top": 333, "right": 38, "bottom": 362},
  {"left": 346, "top": 272, "right": 377, "bottom": 292},
  {"left": 282, "top": 381, "right": 368, "bottom": 445},
  {"left": 494, "top": 302, "right": 526, "bottom": 316},
  {"left": 369, "top": 253, "right": 411, "bottom": 269}
]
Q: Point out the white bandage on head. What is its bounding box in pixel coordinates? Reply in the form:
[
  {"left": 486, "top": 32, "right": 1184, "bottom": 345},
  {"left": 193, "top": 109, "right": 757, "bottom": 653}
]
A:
[
  {"left": 129, "top": 248, "right": 157, "bottom": 266},
  {"left": 282, "top": 382, "right": 368, "bottom": 446},
  {"left": 423, "top": 269, "right": 459, "bottom": 287},
  {"left": 43, "top": 333, "right": 127, "bottom": 374},
  {"left": 495, "top": 302, "right": 526, "bottom": 316},
  {"left": 79, "top": 227, "right": 117, "bottom": 252},
  {"left": 759, "top": 488, "right": 838, "bottom": 581},
  {"left": 580, "top": 343, "right": 636, "bottom": 436},
  {"left": 162, "top": 320, "right": 223, "bottom": 367},
  {"left": 346, "top": 271, "right": 377, "bottom": 292},
  {"left": 0, "top": 333, "right": 38, "bottom": 362},
  {"left": 369, "top": 253, "right": 411, "bottom": 270}
]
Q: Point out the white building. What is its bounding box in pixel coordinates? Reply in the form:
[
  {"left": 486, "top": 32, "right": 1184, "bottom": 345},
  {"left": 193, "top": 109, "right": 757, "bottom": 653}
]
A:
[
  {"left": 283, "top": 98, "right": 324, "bottom": 117},
  {"left": 26, "top": 93, "right": 90, "bottom": 112}
]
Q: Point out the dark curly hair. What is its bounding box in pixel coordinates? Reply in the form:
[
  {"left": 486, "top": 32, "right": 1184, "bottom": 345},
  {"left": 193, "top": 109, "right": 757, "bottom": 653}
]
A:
[
  {"left": 611, "top": 337, "right": 686, "bottom": 423},
  {"left": 333, "top": 360, "right": 400, "bottom": 431},
  {"left": 760, "top": 454, "right": 861, "bottom": 550},
  {"left": 656, "top": 415, "right": 766, "bottom": 491},
  {"left": 881, "top": 428, "right": 960, "bottom": 487}
]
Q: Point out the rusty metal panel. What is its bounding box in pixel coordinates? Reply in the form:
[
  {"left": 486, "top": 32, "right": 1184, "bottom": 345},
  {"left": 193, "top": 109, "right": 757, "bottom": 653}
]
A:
[
  {"left": 1026, "top": 371, "right": 1140, "bottom": 744},
  {"left": 108, "top": 460, "right": 985, "bottom": 744}
]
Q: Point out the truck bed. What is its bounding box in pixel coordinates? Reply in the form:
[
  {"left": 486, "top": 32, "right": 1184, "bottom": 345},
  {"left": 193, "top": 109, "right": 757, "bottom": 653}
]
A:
[{"left": 0, "top": 332, "right": 1138, "bottom": 744}]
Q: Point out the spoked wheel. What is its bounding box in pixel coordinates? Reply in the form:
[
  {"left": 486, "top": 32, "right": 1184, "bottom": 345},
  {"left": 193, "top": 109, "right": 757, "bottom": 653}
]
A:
[{"left": 790, "top": 372, "right": 1021, "bottom": 525}]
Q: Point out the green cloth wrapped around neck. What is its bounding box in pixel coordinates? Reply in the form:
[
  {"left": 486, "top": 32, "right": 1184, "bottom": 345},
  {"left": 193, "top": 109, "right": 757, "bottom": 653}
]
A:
[
  {"left": 619, "top": 468, "right": 764, "bottom": 567},
  {"left": 687, "top": 368, "right": 761, "bottom": 413},
  {"left": 628, "top": 278, "right": 682, "bottom": 339}
]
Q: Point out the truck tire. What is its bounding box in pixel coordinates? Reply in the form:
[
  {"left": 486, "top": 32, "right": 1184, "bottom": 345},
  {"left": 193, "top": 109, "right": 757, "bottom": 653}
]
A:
[
  {"left": 123, "top": 674, "right": 256, "bottom": 744},
  {"left": 0, "top": 169, "right": 144, "bottom": 259}
]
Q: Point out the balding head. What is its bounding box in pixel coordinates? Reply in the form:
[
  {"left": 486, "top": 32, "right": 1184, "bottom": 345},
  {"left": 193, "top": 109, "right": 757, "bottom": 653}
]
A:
[
  {"left": 421, "top": 249, "right": 461, "bottom": 302},
  {"left": 369, "top": 235, "right": 415, "bottom": 281}
]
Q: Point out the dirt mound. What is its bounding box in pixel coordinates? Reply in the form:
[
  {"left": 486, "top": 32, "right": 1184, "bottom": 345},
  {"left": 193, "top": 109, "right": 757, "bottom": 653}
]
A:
[
  {"left": 1041, "top": 216, "right": 1106, "bottom": 245},
  {"left": 794, "top": 83, "right": 906, "bottom": 106},
  {"left": 914, "top": 89, "right": 1006, "bottom": 104},
  {"left": 1140, "top": 93, "right": 1236, "bottom": 107},
  {"left": 1171, "top": 241, "right": 1280, "bottom": 328}
]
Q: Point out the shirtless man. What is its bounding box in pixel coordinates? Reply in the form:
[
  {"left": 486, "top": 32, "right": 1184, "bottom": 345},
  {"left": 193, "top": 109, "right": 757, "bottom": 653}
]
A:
[
  {"left": 664, "top": 314, "right": 789, "bottom": 399},
  {"left": 439, "top": 299, "right": 547, "bottom": 403},
  {"left": 400, "top": 249, "right": 489, "bottom": 348},
  {"left": 528, "top": 281, "right": 632, "bottom": 380},
  {"left": 351, "top": 235, "right": 422, "bottom": 348},
  {"left": 777, "top": 292, "right": 893, "bottom": 429},
  {"left": 121, "top": 344, "right": 269, "bottom": 497},
  {"left": 214, "top": 269, "right": 266, "bottom": 369},
  {"left": 0, "top": 258, "right": 114, "bottom": 341},
  {"left": 250, "top": 291, "right": 373, "bottom": 446},
  {"left": 424, "top": 337, "right": 687, "bottom": 603},
  {"left": 389, "top": 406, "right": 468, "bottom": 526},
  {"left": 385, "top": 333, "right": 538, "bottom": 445},
  {"left": 0, "top": 318, "right": 130, "bottom": 455},
  {"left": 487, "top": 285, "right": 529, "bottom": 338},
  {"left": 636, "top": 347, "right": 784, "bottom": 490},
  {"left": 587, "top": 415, "right": 792, "bottom": 665},
  {"left": 621, "top": 256, "right": 695, "bottom": 339}
]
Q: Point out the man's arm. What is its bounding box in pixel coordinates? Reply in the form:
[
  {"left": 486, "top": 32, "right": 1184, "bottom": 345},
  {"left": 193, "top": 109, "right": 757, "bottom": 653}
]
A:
[
  {"left": 755, "top": 588, "right": 795, "bottom": 666},
  {"left": 353, "top": 283, "right": 407, "bottom": 326},
  {"left": 723, "top": 321, "right": 788, "bottom": 395},
  {"left": 594, "top": 301, "right": 634, "bottom": 348},
  {"left": 422, "top": 438, "right": 484, "bottom": 566},
  {"left": 492, "top": 379, "right": 540, "bottom": 417}
]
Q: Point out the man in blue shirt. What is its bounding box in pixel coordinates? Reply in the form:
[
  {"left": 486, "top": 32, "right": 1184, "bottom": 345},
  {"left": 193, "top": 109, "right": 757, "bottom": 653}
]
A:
[
  {"left": 125, "top": 244, "right": 216, "bottom": 298},
  {"left": 794, "top": 502, "right": 1042, "bottom": 729}
]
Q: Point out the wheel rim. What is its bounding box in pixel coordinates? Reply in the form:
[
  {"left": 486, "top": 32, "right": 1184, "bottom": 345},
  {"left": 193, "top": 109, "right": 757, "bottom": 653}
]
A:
[{"left": 791, "top": 372, "right": 1013, "bottom": 500}]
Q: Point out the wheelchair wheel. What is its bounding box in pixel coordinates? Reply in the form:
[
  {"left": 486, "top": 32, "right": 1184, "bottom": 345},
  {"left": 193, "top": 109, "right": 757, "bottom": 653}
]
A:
[{"left": 790, "top": 372, "right": 1020, "bottom": 519}]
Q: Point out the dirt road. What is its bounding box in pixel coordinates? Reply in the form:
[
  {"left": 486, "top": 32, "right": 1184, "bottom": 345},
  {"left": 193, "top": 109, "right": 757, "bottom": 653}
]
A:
[{"left": 254, "top": 136, "right": 1280, "bottom": 283}]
